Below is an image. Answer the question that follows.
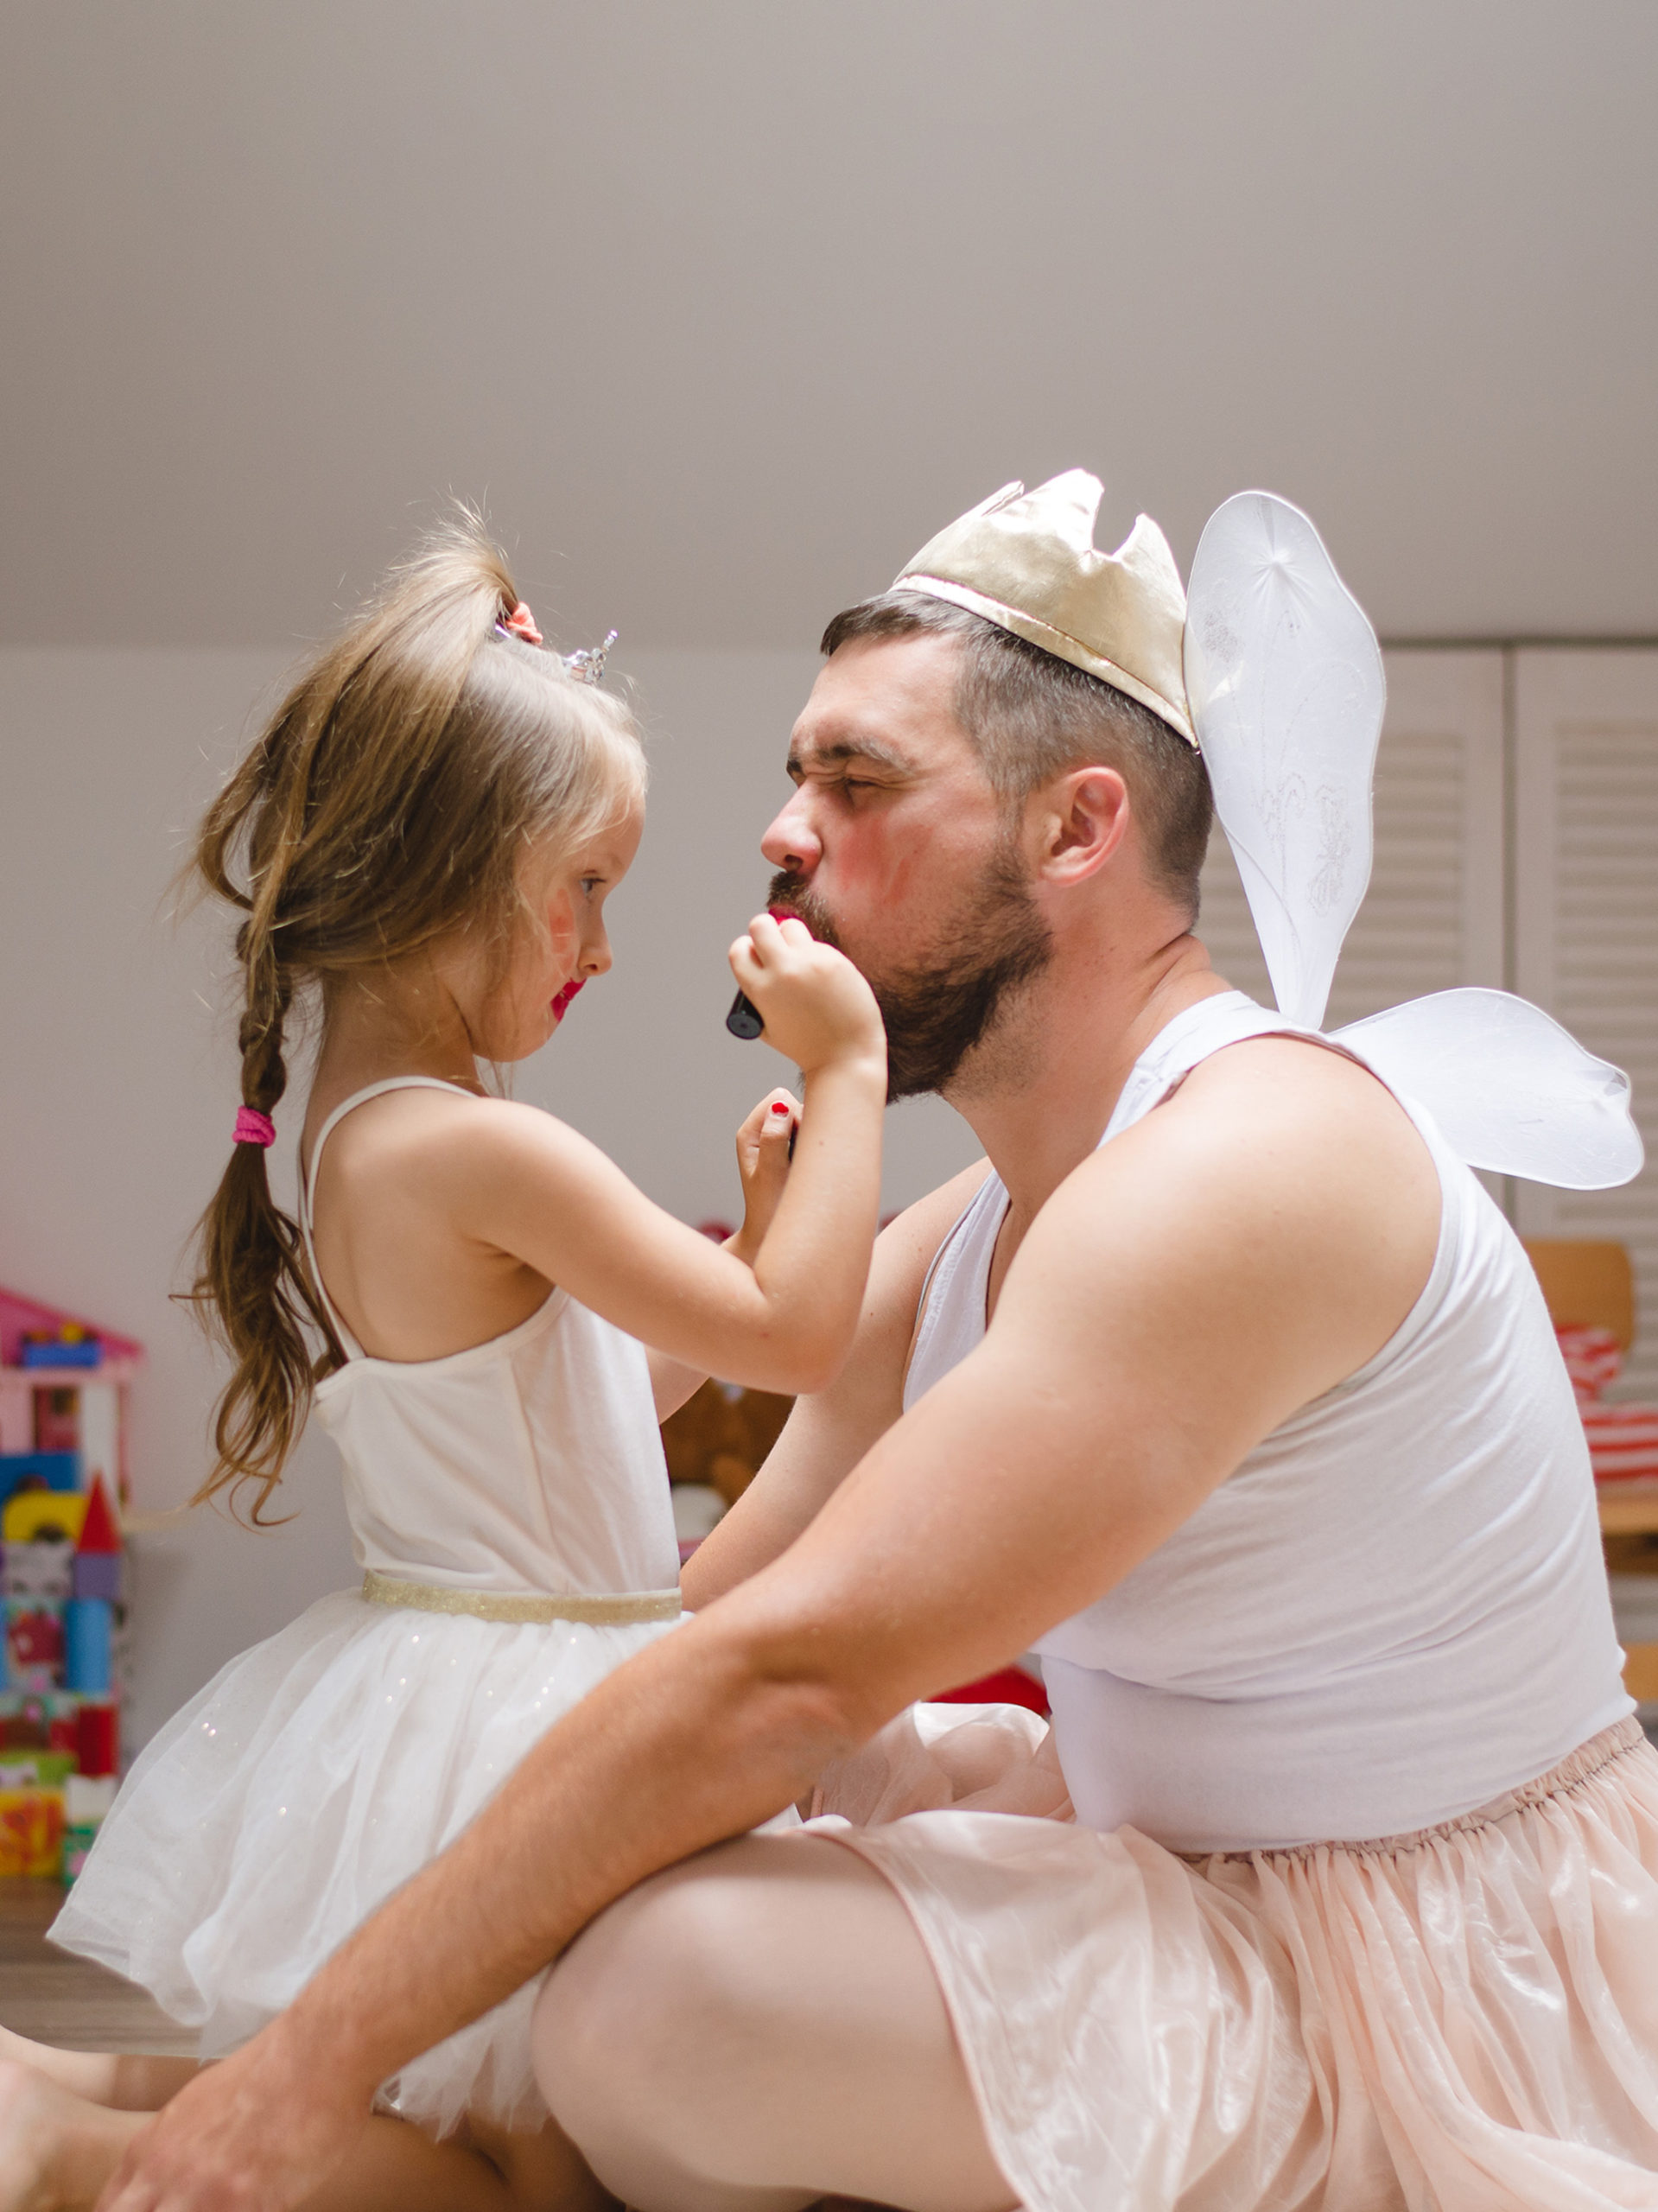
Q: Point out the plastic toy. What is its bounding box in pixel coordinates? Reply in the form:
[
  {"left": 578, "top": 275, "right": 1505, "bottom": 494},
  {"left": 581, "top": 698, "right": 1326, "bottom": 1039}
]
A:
[
  {"left": 6, "top": 1599, "right": 66, "bottom": 1690},
  {"left": 71, "top": 1477, "right": 122, "bottom": 1601},
  {"left": 3, "top": 1533, "right": 75, "bottom": 1599},
  {"left": 0, "top": 1452, "right": 81, "bottom": 1507},
  {"left": 64, "top": 1598, "right": 112, "bottom": 1694},
  {"left": 0, "top": 1289, "right": 137, "bottom": 1808},
  {"left": 3, "top": 1490, "right": 89, "bottom": 1546},
  {"left": 75, "top": 1699, "right": 118, "bottom": 1777},
  {"left": 0, "top": 1766, "right": 67, "bottom": 1877},
  {"left": 21, "top": 1331, "right": 103, "bottom": 1370},
  {"left": 0, "top": 1287, "right": 143, "bottom": 1501},
  {"left": 61, "top": 1770, "right": 118, "bottom": 1884}
]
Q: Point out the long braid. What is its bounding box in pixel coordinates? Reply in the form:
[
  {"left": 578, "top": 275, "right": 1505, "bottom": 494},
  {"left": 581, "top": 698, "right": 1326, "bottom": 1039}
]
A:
[{"left": 187, "top": 908, "right": 341, "bottom": 1523}]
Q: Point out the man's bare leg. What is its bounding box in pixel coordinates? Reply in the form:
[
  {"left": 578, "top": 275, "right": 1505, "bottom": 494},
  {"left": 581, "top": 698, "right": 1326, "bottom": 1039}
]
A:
[
  {"left": 0, "top": 2057, "right": 611, "bottom": 2212},
  {"left": 533, "top": 1834, "right": 1017, "bottom": 2212}
]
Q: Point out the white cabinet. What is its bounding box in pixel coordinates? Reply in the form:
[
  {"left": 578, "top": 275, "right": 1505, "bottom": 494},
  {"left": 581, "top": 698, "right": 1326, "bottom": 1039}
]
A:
[
  {"left": 1197, "top": 644, "right": 1658, "bottom": 1393},
  {"left": 1514, "top": 652, "right": 1658, "bottom": 1400}
]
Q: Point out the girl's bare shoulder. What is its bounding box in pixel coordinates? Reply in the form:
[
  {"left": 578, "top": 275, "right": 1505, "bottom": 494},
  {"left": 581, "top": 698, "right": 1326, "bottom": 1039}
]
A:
[{"left": 314, "top": 1087, "right": 592, "bottom": 1203}]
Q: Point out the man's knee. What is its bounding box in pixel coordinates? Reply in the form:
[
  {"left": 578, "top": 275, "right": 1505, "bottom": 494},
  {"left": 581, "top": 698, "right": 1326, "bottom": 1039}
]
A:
[{"left": 531, "top": 1847, "right": 766, "bottom": 2153}]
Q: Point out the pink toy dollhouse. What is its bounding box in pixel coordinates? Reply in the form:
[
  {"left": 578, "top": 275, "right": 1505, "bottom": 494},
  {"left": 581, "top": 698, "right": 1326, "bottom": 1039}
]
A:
[
  {"left": 0, "top": 1287, "right": 143, "bottom": 1503},
  {"left": 0, "top": 1287, "right": 140, "bottom": 1872}
]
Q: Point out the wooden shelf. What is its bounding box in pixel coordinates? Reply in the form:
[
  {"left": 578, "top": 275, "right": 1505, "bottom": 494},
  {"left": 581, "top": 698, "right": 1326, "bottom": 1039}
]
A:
[{"left": 1599, "top": 1493, "right": 1658, "bottom": 1536}]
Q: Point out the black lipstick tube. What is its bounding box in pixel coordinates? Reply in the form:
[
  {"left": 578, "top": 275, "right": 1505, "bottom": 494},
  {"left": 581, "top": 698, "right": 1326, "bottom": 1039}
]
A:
[{"left": 726, "top": 988, "right": 764, "bottom": 1040}]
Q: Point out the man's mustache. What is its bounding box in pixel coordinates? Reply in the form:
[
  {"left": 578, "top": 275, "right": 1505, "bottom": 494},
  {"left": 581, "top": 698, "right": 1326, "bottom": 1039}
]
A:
[{"left": 764, "top": 871, "right": 842, "bottom": 950}]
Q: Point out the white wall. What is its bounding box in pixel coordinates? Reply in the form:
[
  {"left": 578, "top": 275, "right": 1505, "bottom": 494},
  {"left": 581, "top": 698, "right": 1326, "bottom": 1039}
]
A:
[
  {"left": 5, "top": 3, "right": 1658, "bottom": 652},
  {"left": 0, "top": 645, "right": 981, "bottom": 1749}
]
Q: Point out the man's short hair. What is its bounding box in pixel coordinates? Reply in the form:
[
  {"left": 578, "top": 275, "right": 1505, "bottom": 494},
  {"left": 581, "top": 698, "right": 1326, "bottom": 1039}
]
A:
[{"left": 820, "top": 592, "right": 1214, "bottom": 918}]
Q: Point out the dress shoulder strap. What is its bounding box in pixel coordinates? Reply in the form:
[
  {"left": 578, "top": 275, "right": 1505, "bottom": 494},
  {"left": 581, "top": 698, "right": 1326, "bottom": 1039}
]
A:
[{"left": 299, "top": 1077, "right": 478, "bottom": 1361}]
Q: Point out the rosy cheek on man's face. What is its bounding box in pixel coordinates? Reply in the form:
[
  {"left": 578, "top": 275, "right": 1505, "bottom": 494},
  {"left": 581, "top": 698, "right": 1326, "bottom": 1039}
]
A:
[{"left": 823, "top": 813, "right": 951, "bottom": 954}]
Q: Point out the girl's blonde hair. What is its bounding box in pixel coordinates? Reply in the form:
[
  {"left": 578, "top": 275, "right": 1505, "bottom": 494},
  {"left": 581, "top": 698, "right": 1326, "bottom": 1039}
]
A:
[{"left": 187, "top": 511, "right": 643, "bottom": 1522}]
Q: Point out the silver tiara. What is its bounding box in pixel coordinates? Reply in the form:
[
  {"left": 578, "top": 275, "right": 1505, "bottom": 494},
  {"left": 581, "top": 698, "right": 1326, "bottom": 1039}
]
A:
[
  {"left": 562, "top": 630, "right": 618, "bottom": 685},
  {"left": 492, "top": 621, "right": 617, "bottom": 685}
]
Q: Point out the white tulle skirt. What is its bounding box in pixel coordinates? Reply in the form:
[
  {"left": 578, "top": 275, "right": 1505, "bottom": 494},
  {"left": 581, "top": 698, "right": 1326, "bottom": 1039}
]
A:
[
  {"left": 49, "top": 1586, "right": 680, "bottom": 2136},
  {"left": 826, "top": 1708, "right": 1658, "bottom": 2211}
]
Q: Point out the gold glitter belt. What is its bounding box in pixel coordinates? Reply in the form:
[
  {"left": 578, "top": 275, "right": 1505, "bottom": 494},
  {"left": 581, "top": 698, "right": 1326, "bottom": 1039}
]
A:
[{"left": 361, "top": 1568, "right": 682, "bottom": 1627}]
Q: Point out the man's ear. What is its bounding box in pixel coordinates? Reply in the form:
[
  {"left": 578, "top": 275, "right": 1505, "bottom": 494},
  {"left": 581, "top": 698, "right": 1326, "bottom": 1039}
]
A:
[{"left": 1034, "top": 765, "right": 1131, "bottom": 886}]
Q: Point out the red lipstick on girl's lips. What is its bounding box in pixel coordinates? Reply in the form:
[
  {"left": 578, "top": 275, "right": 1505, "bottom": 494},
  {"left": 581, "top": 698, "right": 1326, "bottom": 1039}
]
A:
[{"left": 550, "top": 977, "right": 586, "bottom": 1021}]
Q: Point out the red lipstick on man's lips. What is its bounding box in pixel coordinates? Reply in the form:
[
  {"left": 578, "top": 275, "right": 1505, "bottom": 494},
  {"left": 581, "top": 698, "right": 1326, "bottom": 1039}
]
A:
[{"left": 551, "top": 976, "right": 586, "bottom": 1021}]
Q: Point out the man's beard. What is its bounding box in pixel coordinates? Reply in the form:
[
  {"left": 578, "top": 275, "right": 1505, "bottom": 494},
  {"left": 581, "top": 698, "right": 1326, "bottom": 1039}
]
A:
[{"left": 767, "top": 847, "right": 1053, "bottom": 1103}]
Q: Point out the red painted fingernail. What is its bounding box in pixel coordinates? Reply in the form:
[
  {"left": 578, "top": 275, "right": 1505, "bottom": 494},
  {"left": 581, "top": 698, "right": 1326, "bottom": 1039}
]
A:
[{"left": 771, "top": 1102, "right": 791, "bottom": 1116}]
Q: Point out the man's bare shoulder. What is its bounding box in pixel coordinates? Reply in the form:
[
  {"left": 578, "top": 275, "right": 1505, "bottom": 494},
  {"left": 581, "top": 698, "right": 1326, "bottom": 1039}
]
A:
[
  {"left": 1094, "top": 1033, "right": 1437, "bottom": 1239},
  {"left": 1000, "top": 1035, "right": 1443, "bottom": 1419},
  {"left": 1166, "top": 1033, "right": 1437, "bottom": 1183}
]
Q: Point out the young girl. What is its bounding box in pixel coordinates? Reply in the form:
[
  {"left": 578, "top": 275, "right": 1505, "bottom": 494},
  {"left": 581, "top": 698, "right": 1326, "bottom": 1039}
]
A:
[{"left": 10, "top": 517, "right": 886, "bottom": 2209}]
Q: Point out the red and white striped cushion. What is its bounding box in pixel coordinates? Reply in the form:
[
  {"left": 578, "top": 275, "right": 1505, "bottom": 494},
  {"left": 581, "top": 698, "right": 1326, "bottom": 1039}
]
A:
[
  {"left": 1556, "top": 1324, "right": 1625, "bottom": 1405},
  {"left": 1552, "top": 1325, "right": 1658, "bottom": 1483},
  {"left": 1583, "top": 1401, "right": 1658, "bottom": 1484}
]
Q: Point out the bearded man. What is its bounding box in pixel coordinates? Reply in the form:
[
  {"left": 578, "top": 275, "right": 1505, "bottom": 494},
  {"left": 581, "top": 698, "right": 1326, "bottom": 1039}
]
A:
[{"left": 71, "top": 477, "right": 1658, "bottom": 2209}]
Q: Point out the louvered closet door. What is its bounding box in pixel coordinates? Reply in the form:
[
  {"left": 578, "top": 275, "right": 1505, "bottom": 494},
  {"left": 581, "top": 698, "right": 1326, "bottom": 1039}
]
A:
[
  {"left": 1515, "top": 651, "right": 1658, "bottom": 1401},
  {"left": 1196, "top": 649, "right": 1505, "bottom": 1023}
]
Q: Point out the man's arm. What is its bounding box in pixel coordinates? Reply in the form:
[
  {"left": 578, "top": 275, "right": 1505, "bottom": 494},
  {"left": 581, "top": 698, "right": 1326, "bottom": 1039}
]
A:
[
  {"left": 101, "top": 1040, "right": 1439, "bottom": 2212},
  {"left": 681, "top": 1162, "right": 993, "bottom": 1605}
]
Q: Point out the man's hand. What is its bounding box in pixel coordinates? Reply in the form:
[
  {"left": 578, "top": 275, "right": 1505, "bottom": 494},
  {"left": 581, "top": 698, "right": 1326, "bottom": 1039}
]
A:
[{"left": 97, "top": 2029, "right": 370, "bottom": 2212}]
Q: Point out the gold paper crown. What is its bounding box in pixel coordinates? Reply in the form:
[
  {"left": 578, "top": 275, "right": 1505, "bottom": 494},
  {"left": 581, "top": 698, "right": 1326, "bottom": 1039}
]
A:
[{"left": 893, "top": 469, "right": 1196, "bottom": 747}]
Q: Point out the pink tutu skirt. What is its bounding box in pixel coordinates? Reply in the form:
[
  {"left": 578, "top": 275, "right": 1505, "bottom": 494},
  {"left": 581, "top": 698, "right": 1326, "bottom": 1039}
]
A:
[{"left": 823, "top": 1709, "right": 1658, "bottom": 2210}]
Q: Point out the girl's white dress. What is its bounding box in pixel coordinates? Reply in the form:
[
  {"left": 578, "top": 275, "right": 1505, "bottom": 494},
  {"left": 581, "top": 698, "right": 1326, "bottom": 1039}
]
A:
[{"left": 52, "top": 1077, "right": 684, "bottom": 2135}]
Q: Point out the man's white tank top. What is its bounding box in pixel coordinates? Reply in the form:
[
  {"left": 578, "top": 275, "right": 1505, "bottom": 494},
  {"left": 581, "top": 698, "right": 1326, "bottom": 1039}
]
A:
[{"left": 904, "top": 992, "right": 1631, "bottom": 1853}]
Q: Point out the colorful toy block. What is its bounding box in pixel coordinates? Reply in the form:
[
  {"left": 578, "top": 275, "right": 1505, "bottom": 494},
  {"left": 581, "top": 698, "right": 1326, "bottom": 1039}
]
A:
[
  {"left": 64, "top": 1599, "right": 112, "bottom": 1694},
  {"left": 0, "top": 1452, "right": 81, "bottom": 1508},
  {"left": 21, "top": 1327, "right": 101, "bottom": 1362},
  {"left": 69, "top": 1478, "right": 122, "bottom": 1601},
  {"left": 76, "top": 1700, "right": 118, "bottom": 1777},
  {"left": 3, "top": 1535, "right": 74, "bottom": 1599},
  {"left": 3, "top": 1491, "right": 88, "bottom": 1546},
  {"left": 5, "top": 1599, "right": 65, "bottom": 1690},
  {"left": 0, "top": 1754, "right": 67, "bottom": 1877},
  {"left": 61, "top": 1770, "right": 118, "bottom": 1884},
  {"left": 0, "top": 1289, "right": 138, "bottom": 1849}
]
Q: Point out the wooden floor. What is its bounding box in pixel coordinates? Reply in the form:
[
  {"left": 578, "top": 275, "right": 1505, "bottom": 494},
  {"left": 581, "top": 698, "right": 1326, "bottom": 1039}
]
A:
[{"left": 0, "top": 1878, "right": 194, "bottom": 2055}]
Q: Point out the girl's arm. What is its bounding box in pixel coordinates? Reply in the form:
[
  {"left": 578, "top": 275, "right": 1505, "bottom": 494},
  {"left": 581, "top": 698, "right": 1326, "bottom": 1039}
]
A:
[
  {"left": 679, "top": 1162, "right": 992, "bottom": 1603},
  {"left": 645, "top": 1085, "right": 799, "bottom": 1419},
  {"left": 457, "top": 917, "right": 886, "bottom": 1396}
]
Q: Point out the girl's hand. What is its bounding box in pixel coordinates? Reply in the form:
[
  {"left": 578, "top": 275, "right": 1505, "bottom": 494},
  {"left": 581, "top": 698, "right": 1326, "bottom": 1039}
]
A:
[
  {"left": 729, "top": 1087, "right": 800, "bottom": 1263},
  {"left": 727, "top": 914, "right": 885, "bottom": 1077}
]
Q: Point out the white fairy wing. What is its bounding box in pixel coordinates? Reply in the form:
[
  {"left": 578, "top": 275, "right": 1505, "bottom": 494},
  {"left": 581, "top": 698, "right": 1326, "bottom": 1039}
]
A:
[
  {"left": 1332, "top": 989, "right": 1644, "bottom": 1191},
  {"left": 1185, "top": 493, "right": 1386, "bottom": 1032}
]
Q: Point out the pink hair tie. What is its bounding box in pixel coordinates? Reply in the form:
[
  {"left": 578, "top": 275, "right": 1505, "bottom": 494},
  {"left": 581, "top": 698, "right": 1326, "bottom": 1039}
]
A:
[
  {"left": 233, "top": 1107, "right": 276, "bottom": 1148},
  {"left": 497, "top": 600, "right": 543, "bottom": 646}
]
